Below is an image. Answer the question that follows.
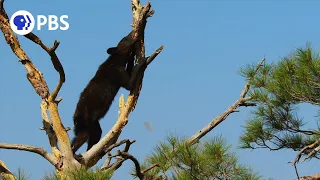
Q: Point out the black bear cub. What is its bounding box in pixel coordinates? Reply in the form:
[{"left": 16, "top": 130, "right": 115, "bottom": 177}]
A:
[{"left": 71, "top": 31, "right": 142, "bottom": 153}]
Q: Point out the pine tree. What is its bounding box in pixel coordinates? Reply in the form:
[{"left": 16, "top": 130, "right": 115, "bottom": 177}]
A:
[{"left": 239, "top": 44, "right": 320, "bottom": 165}]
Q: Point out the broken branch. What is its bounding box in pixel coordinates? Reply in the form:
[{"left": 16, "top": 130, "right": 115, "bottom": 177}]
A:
[
  {"left": 101, "top": 140, "right": 135, "bottom": 171},
  {"left": 24, "top": 32, "right": 66, "bottom": 101},
  {"left": 147, "top": 45, "right": 164, "bottom": 65}
]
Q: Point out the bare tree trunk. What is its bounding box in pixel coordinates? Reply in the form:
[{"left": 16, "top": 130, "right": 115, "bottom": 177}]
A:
[{"left": 0, "top": 0, "right": 162, "bottom": 179}]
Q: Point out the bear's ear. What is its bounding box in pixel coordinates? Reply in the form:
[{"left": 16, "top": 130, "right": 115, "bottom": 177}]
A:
[{"left": 107, "top": 47, "right": 119, "bottom": 55}]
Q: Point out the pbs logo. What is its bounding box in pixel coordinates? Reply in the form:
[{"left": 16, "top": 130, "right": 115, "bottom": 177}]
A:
[
  {"left": 10, "top": 10, "right": 69, "bottom": 36},
  {"left": 9, "top": 10, "right": 35, "bottom": 35}
]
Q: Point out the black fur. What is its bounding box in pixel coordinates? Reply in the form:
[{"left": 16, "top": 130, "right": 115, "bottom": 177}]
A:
[{"left": 71, "top": 31, "right": 141, "bottom": 153}]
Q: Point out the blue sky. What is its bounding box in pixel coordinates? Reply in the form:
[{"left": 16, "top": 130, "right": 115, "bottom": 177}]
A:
[{"left": 1, "top": 0, "right": 320, "bottom": 179}]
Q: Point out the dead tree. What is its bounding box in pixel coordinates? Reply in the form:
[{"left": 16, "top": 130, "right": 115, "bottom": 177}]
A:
[{"left": 0, "top": 0, "right": 163, "bottom": 179}]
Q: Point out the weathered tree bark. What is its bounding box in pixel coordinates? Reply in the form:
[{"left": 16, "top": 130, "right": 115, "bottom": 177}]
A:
[
  {"left": 1, "top": 0, "right": 82, "bottom": 175},
  {"left": 297, "top": 174, "right": 320, "bottom": 180},
  {"left": 79, "top": 0, "right": 163, "bottom": 170},
  {"left": 0, "top": 160, "right": 15, "bottom": 180},
  {"left": 0, "top": 0, "right": 162, "bottom": 179}
]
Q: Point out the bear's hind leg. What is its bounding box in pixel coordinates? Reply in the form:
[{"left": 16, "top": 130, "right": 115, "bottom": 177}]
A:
[
  {"left": 71, "top": 131, "right": 89, "bottom": 154},
  {"left": 87, "top": 121, "right": 102, "bottom": 151}
]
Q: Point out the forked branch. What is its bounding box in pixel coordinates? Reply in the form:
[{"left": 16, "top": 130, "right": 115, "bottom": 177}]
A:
[
  {"left": 24, "top": 32, "right": 66, "bottom": 102},
  {"left": 291, "top": 136, "right": 320, "bottom": 170},
  {"left": 23, "top": 31, "right": 71, "bottom": 159},
  {"left": 101, "top": 142, "right": 158, "bottom": 180},
  {"left": 100, "top": 139, "right": 134, "bottom": 170},
  {"left": 101, "top": 140, "right": 136, "bottom": 171},
  {"left": 289, "top": 138, "right": 320, "bottom": 179}
]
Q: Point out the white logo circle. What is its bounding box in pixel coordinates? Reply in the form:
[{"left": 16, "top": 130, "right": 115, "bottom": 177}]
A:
[{"left": 10, "top": 10, "right": 35, "bottom": 35}]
